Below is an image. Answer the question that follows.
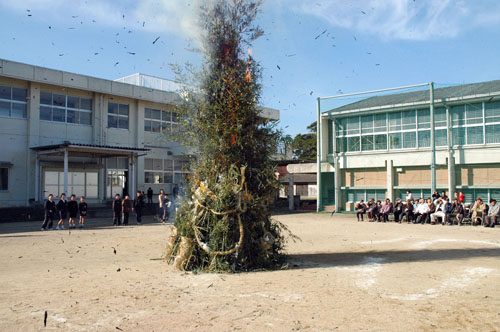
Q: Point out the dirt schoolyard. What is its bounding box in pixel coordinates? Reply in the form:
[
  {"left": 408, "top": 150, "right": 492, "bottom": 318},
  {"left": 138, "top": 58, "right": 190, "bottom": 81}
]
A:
[{"left": 1, "top": 213, "right": 499, "bottom": 331}]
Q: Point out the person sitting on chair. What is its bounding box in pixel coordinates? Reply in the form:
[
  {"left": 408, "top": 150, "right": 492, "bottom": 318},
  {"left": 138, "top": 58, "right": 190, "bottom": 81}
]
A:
[
  {"left": 471, "top": 197, "right": 487, "bottom": 225},
  {"left": 414, "top": 198, "right": 430, "bottom": 224},
  {"left": 355, "top": 200, "right": 367, "bottom": 222},
  {"left": 393, "top": 198, "right": 403, "bottom": 223},
  {"left": 484, "top": 199, "right": 499, "bottom": 228},
  {"left": 430, "top": 197, "right": 446, "bottom": 225},
  {"left": 367, "top": 198, "right": 377, "bottom": 222},
  {"left": 379, "top": 198, "right": 393, "bottom": 222}
]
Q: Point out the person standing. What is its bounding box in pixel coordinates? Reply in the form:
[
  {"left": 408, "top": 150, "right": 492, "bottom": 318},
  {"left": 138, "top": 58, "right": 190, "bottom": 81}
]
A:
[
  {"left": 162, "top": 194, "right": 172, "bottom": 223},
  {"left": 173, "top": 184, "right": 179, "bottom": 200},
  {"left": 157, "top": 189, "right": 165, "bottom": 221},
  {"left": 133, "top": 190, "right": 144, "bottom": 225},
  {"left": 458, "top": 191, "right": 465, "bottom": 204},
  {"left": 122, "top": 195, "right": 131, "bottom": 225},
  {"left": 147, "top": 187, "right": 153, "bottom": 206},
  {"left": 67, "top": 194, "right": 78, "bottom": 229},
  {"left": 406, "top": 190, "right": 413, "bottom": 202},
  {"left": 56, "top": 193, "right": 68, "bottom": 230},
  {"left": 41, "top": 194, "right": 56, "bottom": 231},
  {"left": 78, "top": 196, "right": 87, "bottom": 228},
  {"left": 112, "top": 194, "right": 122, "bottom": 226}
]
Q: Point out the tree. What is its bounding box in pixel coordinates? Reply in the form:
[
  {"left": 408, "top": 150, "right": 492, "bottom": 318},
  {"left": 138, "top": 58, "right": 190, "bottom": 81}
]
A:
[
  {"left": 165, "top": 0, "right": 292, "bottom": 272},
  {"left": 292, "top": 121, "right": 317, "bottom": 160}
]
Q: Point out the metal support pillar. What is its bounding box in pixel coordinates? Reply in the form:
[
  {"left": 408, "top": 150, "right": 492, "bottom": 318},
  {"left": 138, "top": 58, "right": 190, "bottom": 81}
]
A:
[
  {"left": 387, "top": 160, "right": 394, "bottom": 201},
  {"left": 63, "top": 149, "right": 68, "bottom": 195},
  {"left": 35, "top": 156, "right": 40, "bottom": 201},
  {"left": 288, "top": 173, "right": 294, "bottom": 211},
  {"left": 446, "top": 106, "right": 455, "bottom": 197},
  {"left": 316, "top": 97, "right": 322, "bottom": 212},
  {"left": 430, "top": 82, "right": 436, "bottom": 194},
  {"left": 332, "top": 120, "right": 340, "bottom": 212}
]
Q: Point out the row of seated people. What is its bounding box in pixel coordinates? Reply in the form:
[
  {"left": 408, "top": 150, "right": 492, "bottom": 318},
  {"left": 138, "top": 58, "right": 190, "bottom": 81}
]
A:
[{"left": 355, "top": 196, "right": 499, "bottom": 227}]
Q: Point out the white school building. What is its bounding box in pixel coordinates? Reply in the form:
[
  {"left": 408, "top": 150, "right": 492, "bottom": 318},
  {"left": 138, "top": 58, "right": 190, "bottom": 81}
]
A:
[{"left": 0, "top": 58, "right": 279, "bottom": 208}]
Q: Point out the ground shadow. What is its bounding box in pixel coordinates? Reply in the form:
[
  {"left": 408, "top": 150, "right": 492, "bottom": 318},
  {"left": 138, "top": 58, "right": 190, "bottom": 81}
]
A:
[
  {"left": 289, "top": 248, "right": 500, "bottom": 269},
  {"left": 0, "top": 217, "right": 170, "bottom": 236}
]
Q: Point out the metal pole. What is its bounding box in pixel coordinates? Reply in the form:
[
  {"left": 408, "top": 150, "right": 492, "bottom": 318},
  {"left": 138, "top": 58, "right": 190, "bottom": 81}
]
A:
[
  {"left": 63, "top": 149, "right": 69, "bottom": 195},
  {"left": 288, "top": 173, "right": 294, "bottom": 211},
  {"left": 446, "top": 106, "right": 454, "bottom": 198},
  {"left": 430, "top": 82, "right": 436, "bottom": 194},
  {"left": 35, "top": 156, "right": 40, "bottom": 202},
  {"left": 316, "top": 97, "right": 322, "bottom": 212}
]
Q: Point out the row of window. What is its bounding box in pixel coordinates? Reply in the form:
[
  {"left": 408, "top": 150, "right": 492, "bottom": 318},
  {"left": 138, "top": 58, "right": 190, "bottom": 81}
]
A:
[
  {"left": 144, "top": 107, "right": 179, "bottom": 133},
  {"left": 332, "top": 101, "right": 500, "bottom": 152},
  {"left": 0, "top": 85, "right": 27, "bottom": 119},
  {"left": 144, "top": 158, "right": 189, "bottom": 184},
  {"left": 40, "top": 92, "right": 93, "bottom": 125},
  {"left": 0, "top": 85, "right": 183, "bottom": 130}
]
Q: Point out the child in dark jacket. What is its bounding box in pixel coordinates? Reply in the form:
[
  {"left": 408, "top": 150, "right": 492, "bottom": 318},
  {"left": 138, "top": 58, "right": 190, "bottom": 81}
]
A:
[
  {"left": 112, "top": 194, "right": 122, "bottom": 226},
  {"left": 41, "top": 194, "right": 56, "bottom": 230},
  {"left": 56, "top": 193, "right": 68, "bottom": 230},
  {"left": 78, "top": 196, "right": 88, "bottom": 228},
  {"left": 67, "top": 194, "right": 78, "bottom": 229},
  {"left": 122, "top": 195, "right": 131, "bottom": 225}
]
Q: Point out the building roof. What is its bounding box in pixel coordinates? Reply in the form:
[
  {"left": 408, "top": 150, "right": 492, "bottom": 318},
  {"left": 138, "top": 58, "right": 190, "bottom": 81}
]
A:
[
  {"left": 31, "top": 142, "right": 150, "bottom": 154},
  {"left": 324, "top": 80, "right": 500, "bottom": 116}
]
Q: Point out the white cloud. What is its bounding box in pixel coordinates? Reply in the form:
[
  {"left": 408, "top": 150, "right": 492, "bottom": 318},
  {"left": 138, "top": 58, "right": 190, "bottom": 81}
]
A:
[
  {"left": 0, "top": 0, "right": 207, "bottom": 43},
  {"left": 293, "top": 0, "right": 500, "bottom": 41}
]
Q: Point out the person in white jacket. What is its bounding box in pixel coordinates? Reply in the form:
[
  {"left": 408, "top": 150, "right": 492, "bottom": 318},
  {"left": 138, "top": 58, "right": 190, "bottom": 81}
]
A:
[
  {"left": 431, "top": 197, "right": 446, "bottom": 224},
  {"left": 414, "top": 198, "right": 430, "bottom": 224}
]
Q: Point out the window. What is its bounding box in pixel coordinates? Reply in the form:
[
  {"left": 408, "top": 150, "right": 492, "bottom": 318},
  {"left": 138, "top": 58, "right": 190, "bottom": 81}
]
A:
[
  {"left": 485, "top": 101, "right": 500, "bottom": 124},
  {"left": 0, "top": 168, "right": 8, "bottom": 190},
  {"left": 389, "top": 112, "right": 401, "bottom": 132},
  {"left": 435, "top": 107, "right": 447, "bottom": 127},
  {"left": 466, "top": 103, "right": 483, "bottom": 125},
  {"left": 373, "top": 114, "right": 387, "bottom": 133},
  {"left": 144, "top": 158, "right": 190, "bottom": 184},
  {"left": 389, "top": 132, "right": 402, "bottom": 149},
  {"left": 374, "top": 134, "right": 387, "bottom": 150},
  {"left": 453, "top": 127, "right": 466, "bottom": 146},
  {"left": 417, "top": 109, "right": 430, "bottom": 129},
  {"left": 40, "top": 91, "right": 92, "bottom": 125},
  {"left": 0, "top": 85, "right": 27, "bottom": 119},
  {"left": 402, "top": 131, "right": 416, "bottom": 149},
  {"left": 418, "top": 130, "right": 430, "bottom": 148},
  {"left": 435, "top": 129, "right": 448, "bottom": 147},
  {"left": 452, "top": 105, "right": 465, "bottom": 126},
  {"left": 108, "top": 102, "right": 129, "bottom": 129},
  {"left": 401, "top": 110, "right": 416, "bottom": 131},
  {"left": 485, "top": 124, "right": 500, "bottom": 144},
  {"left": 467, "top": 126, "right": 483, "bottom": 145},
  {"left": 361, "top": 135, "right": 374, "bottom": 151},
  {"left": 361, "top": 115, "right": 373, "bottom": 134},
  {"left": 346, "top": 117, "right": 360, "bottom": 135},
  {"left": 347, "top": 136, "right": 360, "bottom": 152},
  {"left": 144, "top": 107, "right": 178, "bottom": 133}
]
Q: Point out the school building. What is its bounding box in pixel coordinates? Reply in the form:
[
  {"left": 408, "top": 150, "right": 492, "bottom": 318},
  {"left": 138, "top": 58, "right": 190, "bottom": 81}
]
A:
[
  {"left": 317, "top": 80, "right": 500, "bottom": 212},
  {"left": 0, "top": 58, "right": 279, "bottom": 208}
]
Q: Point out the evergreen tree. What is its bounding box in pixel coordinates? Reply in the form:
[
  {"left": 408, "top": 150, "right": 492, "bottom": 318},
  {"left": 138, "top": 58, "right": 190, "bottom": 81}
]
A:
[{"left": 166, "top": 0, "right": 292, "bottom": 272}]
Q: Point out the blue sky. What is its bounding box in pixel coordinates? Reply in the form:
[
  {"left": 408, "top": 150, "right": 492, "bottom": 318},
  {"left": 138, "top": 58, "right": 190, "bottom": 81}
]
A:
[{"left": 1, "top": 0, "right": 500, "bottom": 136}]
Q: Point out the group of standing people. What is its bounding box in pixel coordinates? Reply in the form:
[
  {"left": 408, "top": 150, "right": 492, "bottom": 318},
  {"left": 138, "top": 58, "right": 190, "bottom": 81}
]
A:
[
  {"left": 112, "top": 191, "right": 145, "bottom": 226},
  {"left": 355, "top": 190, "right": 499, "bottom": 227},
  {"left": 41, "top": 193, "right": 87, "bottom": 231}
]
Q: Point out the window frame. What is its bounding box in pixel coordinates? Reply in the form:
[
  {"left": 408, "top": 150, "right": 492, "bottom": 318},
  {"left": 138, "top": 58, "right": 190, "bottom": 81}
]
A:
[
  {"left": 39, "top": 91, "right": 92, "bottom": 126},
  {"left": 107, "top": 102, "right": 129, "bottom": 130},
  {"left": 0, "top": 85, "right": 27, "bottom": 119}
]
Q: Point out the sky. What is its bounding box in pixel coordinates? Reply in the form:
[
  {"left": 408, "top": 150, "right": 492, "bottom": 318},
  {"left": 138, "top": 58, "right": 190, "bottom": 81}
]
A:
[{"left": 1, "top": 0, "right": 500, "bottom": 137}]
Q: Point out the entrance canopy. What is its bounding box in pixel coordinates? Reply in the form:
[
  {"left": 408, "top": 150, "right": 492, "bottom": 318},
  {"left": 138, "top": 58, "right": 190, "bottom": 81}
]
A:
[
  {"left": 31, "top": 142, "right": 150, "bottom": 201},
  {"left": 31, "top": 142, "right": 149, "bottom": 158}
]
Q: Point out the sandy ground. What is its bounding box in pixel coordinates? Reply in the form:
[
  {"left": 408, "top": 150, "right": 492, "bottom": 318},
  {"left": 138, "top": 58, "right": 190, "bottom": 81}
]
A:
[{"left": 1, "top": 213, "right": 500, "bottom": 332}]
